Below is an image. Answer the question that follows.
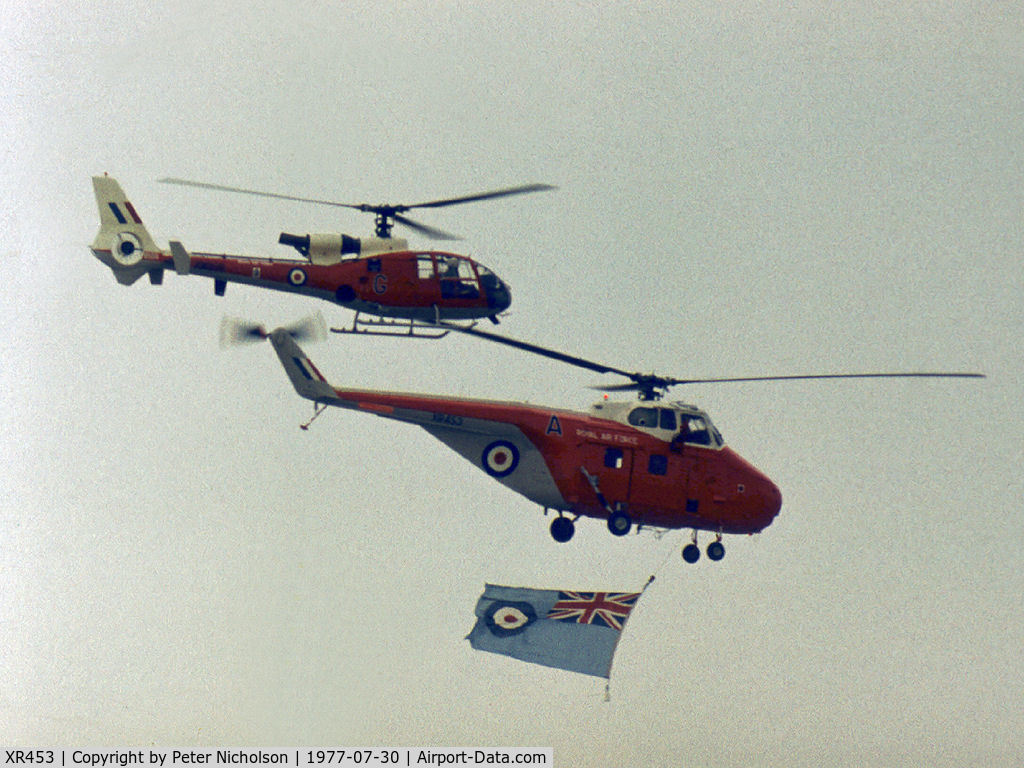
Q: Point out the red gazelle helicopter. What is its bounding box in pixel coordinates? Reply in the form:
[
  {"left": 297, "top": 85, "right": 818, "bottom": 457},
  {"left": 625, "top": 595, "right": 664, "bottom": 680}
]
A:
[
  {"left": 89, "top": 175, "right": 553, "bottom": 334},
  {"left": 243, "top": 319, "right": 982, "bottom": 563}
]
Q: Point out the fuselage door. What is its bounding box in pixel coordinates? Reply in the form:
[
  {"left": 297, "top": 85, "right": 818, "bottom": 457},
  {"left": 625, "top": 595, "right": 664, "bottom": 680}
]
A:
[
  {"left": 577, "top": 442, "right": 634, "bottom": 512},
  {"left": 436, "top": 255, "right": 481, "bottom": 300},
  {"left": 415, "top": 253, "right": 482, "bottom": 303}
]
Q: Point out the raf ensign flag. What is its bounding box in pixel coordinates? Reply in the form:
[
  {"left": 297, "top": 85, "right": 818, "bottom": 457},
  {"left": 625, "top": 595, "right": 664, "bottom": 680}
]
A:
[{"left": 467, "top": 583, "right": 642, "bottom": 678}]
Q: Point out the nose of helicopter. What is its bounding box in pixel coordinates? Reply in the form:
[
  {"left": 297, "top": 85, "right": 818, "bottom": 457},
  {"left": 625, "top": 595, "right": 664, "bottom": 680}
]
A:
[
  {"left": 743, "top": 473, "right": 782, "bottom": 533},
  {"left": 762, "top": 478, "right": 782, "bottom": 522},
  {"left": 490, "top": 278, "right": 512, "bottom": 313},
  {"left": 723, "top": 448, "right": 783, "bottom": 531}
]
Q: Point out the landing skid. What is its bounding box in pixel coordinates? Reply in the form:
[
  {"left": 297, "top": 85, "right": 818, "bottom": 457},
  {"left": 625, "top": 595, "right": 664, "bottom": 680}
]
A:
[{"left": 330, "top": 311, "right": 478, "bottom": 339}]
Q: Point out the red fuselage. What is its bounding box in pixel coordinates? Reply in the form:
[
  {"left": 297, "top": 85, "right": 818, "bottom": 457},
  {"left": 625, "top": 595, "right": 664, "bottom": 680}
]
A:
[
  {"left": 272, "top": 331, "right": 783, "bottom": 536},
  {"left": 335, "top": 391, "right": 781, "bottom": 534},
  {"left": 92, "top": 247, "right": 512, "bottom": 323}
]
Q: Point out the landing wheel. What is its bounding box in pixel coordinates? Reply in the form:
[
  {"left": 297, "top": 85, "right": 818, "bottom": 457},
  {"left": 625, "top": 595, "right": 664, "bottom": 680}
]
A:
[
  {"left": 707, "top": 540, "right": 725, "bottom": 561},
  {"left": 607, "top": 510, "right": 631, "bottom": 537},
  {"left": 682, "top": 543, "right": 701, "bottom": 564},
  {"left": 550, "top": 516, "right": 575, "bottom": 543}
]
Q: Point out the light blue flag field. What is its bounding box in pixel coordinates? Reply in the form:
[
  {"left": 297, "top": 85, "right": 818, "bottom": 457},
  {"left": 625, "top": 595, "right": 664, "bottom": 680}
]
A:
[{"left": 467, "top": 583, "right": 643, "bottom": 678}]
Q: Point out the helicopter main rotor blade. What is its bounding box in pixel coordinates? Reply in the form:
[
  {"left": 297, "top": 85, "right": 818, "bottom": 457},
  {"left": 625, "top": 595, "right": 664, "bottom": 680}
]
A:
[
  {"left": 160, "top": 178, "right": 555, "bottom": 214},
  {"left": 662, "top": 372, "right": 987, "bottom": 385},
  {"left": 438, "top": 322, "right": 984, "bottom": 398},
  {"left": 438, "top": 322, "right": 636, "bottom": 379},
  {"left": 591, "top": 371, "right": 987, "bottom": 396},
  {"left": 159, "top": 177, "right": 362, "bottom": 210},
  {"left": 392, "top": 213, "right": 460, "bottom": 241},
  {"left": 160, "top": 178, "right": 555, "bottom": 241},
  {"left": 407, "top": 183, "right": 557, "bottom": 210}
]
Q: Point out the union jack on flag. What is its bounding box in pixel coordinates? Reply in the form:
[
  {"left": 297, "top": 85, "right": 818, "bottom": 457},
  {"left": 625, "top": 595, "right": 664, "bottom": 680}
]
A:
[{"left": 545, "top": 591, "right": 641, "bottom": 631}]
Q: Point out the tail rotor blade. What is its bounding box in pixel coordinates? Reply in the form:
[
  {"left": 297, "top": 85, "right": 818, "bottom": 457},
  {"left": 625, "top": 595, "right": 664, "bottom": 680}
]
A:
[
  {"left": 219, "top": 312, "right": 325, "bottom": 348},
  {"left": 220, "top": 317, "right": 267, "bottom": 347},
  {"left": 283, "top": 312, "right": 327, "bottom": 343}
]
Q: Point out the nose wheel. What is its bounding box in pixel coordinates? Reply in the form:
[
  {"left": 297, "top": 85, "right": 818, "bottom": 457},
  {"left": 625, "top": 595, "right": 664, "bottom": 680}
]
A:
[{"left": 681, "top": 531, "right": 726, "bottom": 563}]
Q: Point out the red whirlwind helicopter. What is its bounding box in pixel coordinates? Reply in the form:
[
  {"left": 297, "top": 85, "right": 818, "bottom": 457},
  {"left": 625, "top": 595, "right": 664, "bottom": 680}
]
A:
[
  {"left": 248, "top": 320, "right": 983, "bottom": 563},
  {"left": 89, "top": 175, "right": 553, "bottom": 334}
]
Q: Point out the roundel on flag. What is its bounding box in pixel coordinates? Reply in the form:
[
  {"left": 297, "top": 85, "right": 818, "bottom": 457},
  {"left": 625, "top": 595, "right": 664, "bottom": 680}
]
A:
[
  {"left": 485, "top": 600, "right": 537, "bottom": 637},
  {"left": 482, "top": 440, "right": 520, "bottom": 478}
]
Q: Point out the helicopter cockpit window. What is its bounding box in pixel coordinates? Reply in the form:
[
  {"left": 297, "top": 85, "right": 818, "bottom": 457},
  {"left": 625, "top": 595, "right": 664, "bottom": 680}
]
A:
[
  {"left": 628, "top": 407, "right": 659, "bottom": 429},
  {"left": 417, "top": 255, "right": 435, "bottom": 280},
  {"left": 476, "top": 262, "right": 500, "bottom": 291},
  {"left": 677, "top": 416, "right": 712, "bottom": 446},
  {"left": 438, "top": 256, "right": 480, "bottom": 299},
  {"left": 659, "top": 409, "right": 677, "bottom": 431}
]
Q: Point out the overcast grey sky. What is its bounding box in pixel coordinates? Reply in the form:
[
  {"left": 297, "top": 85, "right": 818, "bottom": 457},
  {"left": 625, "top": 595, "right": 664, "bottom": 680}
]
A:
[{"left": 2, "top": 2, "right": 1022, "bottom": 765}]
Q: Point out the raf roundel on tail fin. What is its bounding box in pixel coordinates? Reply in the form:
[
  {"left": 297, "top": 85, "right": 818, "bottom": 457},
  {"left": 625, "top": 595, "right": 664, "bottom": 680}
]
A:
[{"left": 90, "top": 175, "right": 163, "bottom": 285}]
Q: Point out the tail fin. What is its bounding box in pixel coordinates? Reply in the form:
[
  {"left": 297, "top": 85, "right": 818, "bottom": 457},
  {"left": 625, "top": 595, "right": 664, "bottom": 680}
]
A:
[
  {"left": 90, "top": 175, "right": 163, "bottom": 285},
  {"left": 268, "top": 328, "right": 339, "bottom": 403}
]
